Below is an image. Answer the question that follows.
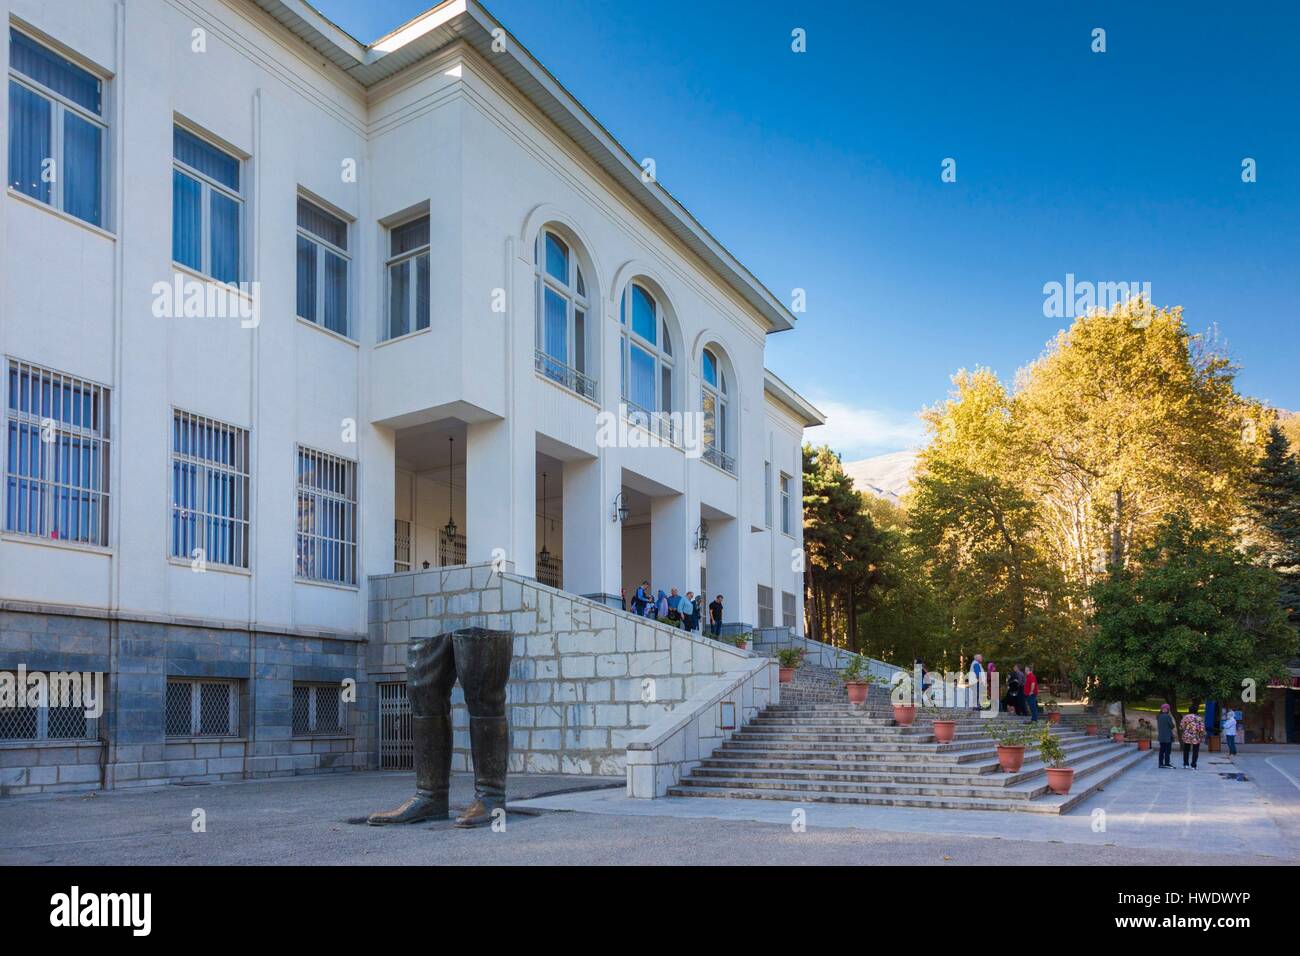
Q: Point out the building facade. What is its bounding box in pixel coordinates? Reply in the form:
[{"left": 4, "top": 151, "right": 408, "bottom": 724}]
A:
[{"left": 0, "top": 0, "right": 822, "bottom": 793}]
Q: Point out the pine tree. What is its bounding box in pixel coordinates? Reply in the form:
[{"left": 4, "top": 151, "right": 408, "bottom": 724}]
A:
[{"left": 1247, "top": 424, "right": 1300, "bottom": 628}]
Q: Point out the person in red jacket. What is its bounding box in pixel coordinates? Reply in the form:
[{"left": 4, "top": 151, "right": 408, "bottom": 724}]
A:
[{"left": 1024, "top": 665, "right": 1040, "bottom": 722}]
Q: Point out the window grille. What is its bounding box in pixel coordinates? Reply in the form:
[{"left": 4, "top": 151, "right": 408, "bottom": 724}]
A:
[
  {"left": 437, "top": 531, "right": 465, "bottom": 568},
  {"left": 292, "top": 683, "right": 344, "bottom": 736},
  {"left": 757, "top": 585, "right": 774, "bottom": 629},
  {"left": 165, "top": 679, "right": 237, "bottom": 737},
  {"left": 295, "top": 446, "right": 357, "bottom": 585},
  {"left": 170, "top": 409, "right": 249, "bottom": 567},
  {"left": 0, "top": 671, "right": 98, "bottom": 740},
  {"left": 4, "top": 359, "right": 110, "bottom": 545},
  {"left": 378, "top": 682, "right": 412, "bottom": 771},
  {"left": 393, "top": 518, "right": 411, "bottom": 572}
]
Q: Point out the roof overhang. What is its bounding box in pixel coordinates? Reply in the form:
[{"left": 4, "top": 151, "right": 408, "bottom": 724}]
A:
[
  {"left": 764, "top": 369, "right": 825, "bottom": 428},
  {"left": 246, "top": 0, "right": 797, "bottom": 334}
]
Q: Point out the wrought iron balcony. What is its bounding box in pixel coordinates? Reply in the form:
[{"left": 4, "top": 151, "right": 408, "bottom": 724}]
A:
[
  {"left": 535, "top": 349, "right": 597, "bottom": 402},
  {"left": 702, "top": 442, "right": 736, "bottom": 475},
  {"left": 621, "top": 398, "right": 681, "bottom": 448}
]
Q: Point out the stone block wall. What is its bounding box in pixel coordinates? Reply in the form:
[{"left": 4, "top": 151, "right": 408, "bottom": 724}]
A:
[
  {"left": 366, "top": 563, "right": 756, "bottom": 778},
  {"left": 1, "top": 605, "right": 366, "bottom": 794}
]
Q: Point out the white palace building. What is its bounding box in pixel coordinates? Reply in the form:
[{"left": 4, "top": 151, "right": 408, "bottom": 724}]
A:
[{"left": 0, "top": 0, "right": 826, "bottom": 795}]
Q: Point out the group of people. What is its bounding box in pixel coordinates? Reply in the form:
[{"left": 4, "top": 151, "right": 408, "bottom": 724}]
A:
[
  {"left": 625, "top": 583, "right": 725, "bottom": 636},
  {"left": 1155, "top": 703, "right": 1239, "bottom": 769},
  {"left": 967, "top": 654, "right": 1041, "bottom": 721}
]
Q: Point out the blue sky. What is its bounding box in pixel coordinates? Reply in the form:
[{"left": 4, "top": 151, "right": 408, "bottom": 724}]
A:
[{"left": 312, "top": 0, "right": 1300, "bottom": 460}]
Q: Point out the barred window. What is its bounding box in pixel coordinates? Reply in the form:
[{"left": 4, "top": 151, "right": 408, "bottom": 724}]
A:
[
  {"left": 165, "top": 679, "right": 237, "bottom": 737},
  {"left": 292, "top": 683, "right": 344, "bottom": 736},
  {"left": 296, "top": 446, "right": 357, "bottom": 585},
  {"left": 757, "top": 585, "right": 774, "bottom": 629},
  {"left": 0, "top": 672, "right": 98, "bottom": 740},
  {"left": 394, "top": 518, "right": 411, "bottom": 572},
  {"left": 4, "top": 359, "right": 110, "bottom": 546},
  {"left": 782, "top": 591, "right": 797, "bottom": 630},
  {"left": 171, "top": 410, "right": 249, "bottom": 568}
]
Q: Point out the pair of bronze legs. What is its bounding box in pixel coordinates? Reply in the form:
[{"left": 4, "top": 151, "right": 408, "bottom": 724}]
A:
[{"left": 368, "top": 627, "right": 512, "bottom": 828}]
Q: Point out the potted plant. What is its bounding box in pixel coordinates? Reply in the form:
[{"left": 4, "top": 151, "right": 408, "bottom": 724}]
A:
[
  {"left": 890, "top": 670, "right": 918, "bottom": 725},
  {"left": 1085, "top": 719, "right": 1099, "bottom": 736},
  {"left": 932, "top": 708, "right": 959, "bottom": 743},
  {"left": 1043, "top": 697, "right": 1062, "bottom": 725},
  {"left": 1038, "top": 726, "right": 1074, "bottom": 795},
  {"left": 985, "top": 722, "right": 1033, "bottom": 773},
  {"left": 1110, "top": 725, "right": 1126, "bottom": 744},
  {"left": 729, "top": 632, "right": 752, "bottom": 652},
  {"left": 839, "top": 654, "right": 878, "bottom": 704},
  {"left": 1135, "top": 723, "right": 1153, "bottom": 751},
  {"left": 776, "top": 648, "right": 803, "bottom": 683}
]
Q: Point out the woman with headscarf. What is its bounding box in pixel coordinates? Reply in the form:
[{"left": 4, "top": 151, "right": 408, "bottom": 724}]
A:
[
  {"left": 1157, "top": 703, "right": 1177, "bottom": 769},
  {"left": 654, "top": 589, "right": 669, "bottom": 620}
]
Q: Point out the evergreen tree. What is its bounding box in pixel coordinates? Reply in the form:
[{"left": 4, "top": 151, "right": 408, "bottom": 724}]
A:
[{"left": 1246, "top": 424, "right": 1300, "bottom": 628}]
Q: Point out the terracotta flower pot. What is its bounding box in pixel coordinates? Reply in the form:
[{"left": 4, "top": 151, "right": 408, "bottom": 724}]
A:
[
  {"left": 996, "top": 744, "right": 1025, "bottom": 773},
  {"left": 933, "top": 719, "right": 957, "bottom": 743},
  {"left": 1048, "top": 712, "right": 1061, "bottom": 725},
  {"left": 735, "top": 642, "right": 748, "bottom": 652},
  {"left": 778, "top": 667, "right": 795, "bottom": 683},
  {"left": 1112, "top": 732, "right": 1125, "bottom": 744},
  {"left": 1086, "top": 723, "right": 1098, "bottom": 736},
  {"left": 1207, "top": 735, "right": 1221, "bottom": 753},
  {"left": 892, "top": 704, "right": 917, "bottom": 726},
  {"left": 846, "top": 681, "right": 870, "bottom": 705},
  {"left": 1045, "top": 767, "right": 1075, "bottom": 795},
  {"left": 1137, "top": 739, "right": 1150, "bottom": 751}
]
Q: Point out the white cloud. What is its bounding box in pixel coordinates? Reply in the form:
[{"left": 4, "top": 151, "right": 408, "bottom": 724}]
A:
[{"left": 809, "top": 399, "right": 925, "bottom": 461}]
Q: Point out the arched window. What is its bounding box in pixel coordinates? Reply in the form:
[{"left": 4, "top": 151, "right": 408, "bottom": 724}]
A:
[
  {"left": 701, "top": 347, "right": 734, "bottom": 472},
  {"left": 619, "top": 281, "right": 674, "bottom": 417},
  {"left": 534, "top": 229, "right": 593, "bottom": 399}
]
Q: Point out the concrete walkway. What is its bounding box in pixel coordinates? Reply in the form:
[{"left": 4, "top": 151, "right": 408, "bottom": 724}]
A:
[{"left": 515, "top": 750, "right": 1300, "bottom": 861}]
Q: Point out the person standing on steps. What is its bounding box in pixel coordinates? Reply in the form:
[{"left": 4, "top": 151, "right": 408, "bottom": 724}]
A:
[
  {"left": 709, "top": 594, "right": 724, "bottom": 637},
  {"left": 1157, "top": 703, "right": 1176, "bottom": 768},
  {"left": 1180, "top": 704, "right": 1206, "bottom": 769},
  {"left": 1222, "top": 705, "right": 1239, "bottom": 756},
  {"left": 968, "top": 654, "right": 984, "bottom": 710},
  {"left": 1024, "top": 665, "right": 1039, "bottom": 722}
]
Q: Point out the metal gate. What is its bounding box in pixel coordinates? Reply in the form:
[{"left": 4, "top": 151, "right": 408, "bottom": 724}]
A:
[{"left": 378, "top": 681, "right": 412, "bottom": 771}]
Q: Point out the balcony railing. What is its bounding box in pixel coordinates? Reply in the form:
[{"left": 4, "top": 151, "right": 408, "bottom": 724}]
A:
[
  {"left": 702, "top": 442, "right": 736, "bottom": 475},
  {"left": 535, "top": 349, "right": 597, "bottom": 402},
  {"left": 437, "top": 532, "right": 466, "bottom": 567},
  {"left": 535, "top": 555, "right": 563, "bottom": 589},
  {"left": 621, "top": 398, "right": 681, "bottom": 448}
]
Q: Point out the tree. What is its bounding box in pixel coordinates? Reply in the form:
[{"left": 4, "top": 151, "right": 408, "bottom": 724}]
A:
[
  {"left": 1245, "top": 423, "right": 1300, "bottom": 627},
  {"left": 1082, "top": 514, "right": 1297, "bottom": 716}
]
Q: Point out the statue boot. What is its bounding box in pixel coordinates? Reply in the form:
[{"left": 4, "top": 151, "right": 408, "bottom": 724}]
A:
[
  {"left": 454, "top": 715, "right": 509, "bottom": 828},
  {"left": 367, "top": 712, "right": 451, "bottom": 825},
  {"left": 452, "top": 627, "right": 513, "bottom": 828}
]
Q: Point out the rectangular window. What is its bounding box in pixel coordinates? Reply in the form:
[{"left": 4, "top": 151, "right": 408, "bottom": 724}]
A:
[
  {"left": 0, "top": 671, "right": 98, "bottom": 740},
  {"left": 172, "top": 125, "right": 242, "bottom": 283},
  {"left": 780, "top": 473, "right": 792, "bottom": 535},
  {"left": 757, "top": 585, "right": 774, "bottom": 629},
  {"left": 782, "top": 591, "right": 796, "bottom": 630},
  {"left": 7, "top": 28, "right": 106, "bottom": 227},
  {"left": 170, "top": 410, "right": 249, "bottom": 568},
  {"left": 394, "top": 518, "right": 411, "bottom": 572},
  {"left": 292, "top": 683, "right": 344, "bottom": 736},
  {"left": 764, "top": 461, "right": 773, "bottom": 528},
  {"left": 296, "top": 446, "right": 357, "bottom": 586},
  {"left": 165, "top": 679, "right": 237, "bottom": 737},
  {"left": 384, "top": 214, "right": 430, "bottom": 340},
  {"left": 296, "top": 196, "right": 350, "bottom": 336},
  {"left": 4, "top": 359, "right": 110, "bottom": 546}
]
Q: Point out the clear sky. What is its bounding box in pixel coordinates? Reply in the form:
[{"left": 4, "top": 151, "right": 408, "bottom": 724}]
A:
[{"left": 311, "top": 0, "right": 1299, "bottom": 460}]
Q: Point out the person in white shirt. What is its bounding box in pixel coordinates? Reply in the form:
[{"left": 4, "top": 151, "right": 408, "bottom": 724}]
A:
[{"left": 1222, "top": 707, "right": 1239, "bottom": 756}]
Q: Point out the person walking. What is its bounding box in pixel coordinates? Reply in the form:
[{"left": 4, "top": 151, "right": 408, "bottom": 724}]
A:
[
  {"left": 969, "top": 654, "right": 984, "bottom": 710},
  {"left": 1004, "top": 665, "right": 1024, "bottom": 715},
  {"left": 1222, "top": 705, "right": 1239, "bottom": 757},
  {"left": 1157, "top": 703, "right": 1176, "bottom": 768},
  {"left": 709, "top": 594, "right": 724, "bottom": 637},
  {"left": 631, "top": 581, "right": 651, "bottom": 617},
  {"left": 1024, "top": 665, "right": 1039, "bottom": 722},
  {"left": 1180, "top": 705, "right": 1206, "bottom": 769}
]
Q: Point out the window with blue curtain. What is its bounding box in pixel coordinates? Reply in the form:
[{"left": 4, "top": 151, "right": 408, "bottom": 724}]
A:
[
  {"left": 296, "top": 196, "right": 350, "bottom": 336},
  {"left": 385, "top": 215, "right": 430, "bottom": 340},
  {"left": 172, "top": 125, "right": 242, "bottom": 282},
  {"left": 295, "top": 447, "right": 357, "bottom": 585},
  {"left": 620, "top": 282, "right": 673, "bottom": 416},
  {"left": 7, "top": 28, "right": 106, "bottom": 226},
  {"left": 170, "top": 410, "right": 249, "bottom": 568},
  {"left": 533, "top": 229, "right": 592, "bottom": 396},
  {"left": 4, "top": 360, "right": 109, "bottom": 546}
]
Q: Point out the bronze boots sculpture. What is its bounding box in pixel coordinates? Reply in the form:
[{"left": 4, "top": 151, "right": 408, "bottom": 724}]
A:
[{"left": 368, "top": 626, "right": 513, "bottom": 828}]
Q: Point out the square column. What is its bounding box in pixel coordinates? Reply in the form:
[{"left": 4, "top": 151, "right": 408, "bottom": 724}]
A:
[
  {"left": 465, "top": 418, "right": 535, "bottom": 575},
  {"left": 562, "top": 456, "right": 621, "bottom": 602},
  {"left": 650, "top": 493, "right": 690, "bottom": 599},
  {"left": 704, "top": 514, "right": 742, "bottom": 629}
]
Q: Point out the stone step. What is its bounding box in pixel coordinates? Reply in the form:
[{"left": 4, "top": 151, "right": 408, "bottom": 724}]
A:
[
  {"left": 668, "top": 748, "right": 1151, "bottom": 813},
  {"left": 715, "top": 735, "right": 1116, "bottom": 764}
]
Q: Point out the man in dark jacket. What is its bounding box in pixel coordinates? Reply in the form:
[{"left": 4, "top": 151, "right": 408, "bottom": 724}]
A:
[
  {"left": 708, "top": 595, "right": 724, "bottom": 637},
  {"left": 1157, "top": 703, "right": 1177, "bottom": 768}
]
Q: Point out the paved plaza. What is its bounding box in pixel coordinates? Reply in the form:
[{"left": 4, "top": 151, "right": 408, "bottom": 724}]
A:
[{"left": 1, "top": 746, "right": 1297, "bottom": 866}]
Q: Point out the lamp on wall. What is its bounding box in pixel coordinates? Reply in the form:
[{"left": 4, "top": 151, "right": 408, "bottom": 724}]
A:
[
  {"left": 694, "top": 520, "right": 710, "bottom": 552},
  {"left": 612, "top": 491, "right": 629, "bottom": 524},
  {"left": 443, "top": 436, "right": 458, "bottom": 543},
  {"left": 538, "top": 471, "right": 551, "bottom": 566}
]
